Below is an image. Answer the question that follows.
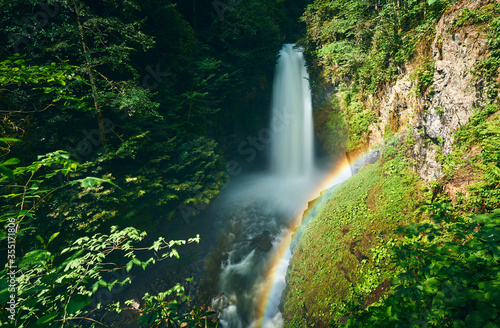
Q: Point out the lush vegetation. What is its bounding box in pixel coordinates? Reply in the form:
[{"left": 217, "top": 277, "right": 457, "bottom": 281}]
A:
[
  {"left": 0, "top": 0, "right": 307, "bottom": 326},
  {"left": 340, "top": 105, "right": 500, "bottom": 328},
  {"left": 2, "top": 0, "right": 499, "bottom": 327},
  {"left": 300, "top": 0, "right": 452, "bottom": 154},
  {"left": 283, "top": 139, "right": 425, "bottom": 326},
  {"left": 283, "top": 0, "right": 500, "bottom": 327},
  {"left": 284, "top": 102, "right": 500, "bottom": 326}
]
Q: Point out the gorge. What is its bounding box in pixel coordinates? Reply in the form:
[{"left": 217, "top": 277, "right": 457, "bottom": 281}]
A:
[
  {"left": 1, "top": 1, "right": 499, "bottom": 328},
  {"left": 209, "top": 43, "right": 349, "bottom": 328}
]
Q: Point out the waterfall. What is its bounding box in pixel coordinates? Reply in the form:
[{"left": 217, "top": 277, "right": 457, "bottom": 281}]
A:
[
  {"left": 209, "top": 44, "right": 322, "bottom": 328},
  {"left": 270, "top": 44, "right": 314, "bottom": 177}
]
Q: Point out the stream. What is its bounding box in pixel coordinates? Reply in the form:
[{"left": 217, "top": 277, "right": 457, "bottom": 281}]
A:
[{"left": 207, "top": 44, "right": 350, "bottom": 328}]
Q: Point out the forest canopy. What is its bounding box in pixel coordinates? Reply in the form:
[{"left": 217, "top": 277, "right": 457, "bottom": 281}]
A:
[{"left": 0, "top": 0, "right": 307, "bottom": 326}]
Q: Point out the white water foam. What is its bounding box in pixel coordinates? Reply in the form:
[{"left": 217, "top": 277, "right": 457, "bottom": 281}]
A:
[{"left": 211, "top": 44, "right": 338, "bottom": 328}]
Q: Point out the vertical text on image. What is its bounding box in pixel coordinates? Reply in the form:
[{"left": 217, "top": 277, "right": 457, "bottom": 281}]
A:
[{"left": 6, "top": 217, "right": 18, "bottom": 321}]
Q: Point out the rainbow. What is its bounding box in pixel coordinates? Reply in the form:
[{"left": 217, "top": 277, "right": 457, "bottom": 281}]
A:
[{"left": 253, "top": 155, "right": 354, "bottom": 327}]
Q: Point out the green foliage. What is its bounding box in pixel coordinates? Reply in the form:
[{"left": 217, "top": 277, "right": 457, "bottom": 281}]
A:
[
  {"left": 0, "top": 224, "right": 201, "bottom": 327},
  {"left": 0, "top": 149, "right": 125, "bottom": 253},
  {"left": 474, "top": 4, "right": 500, "bottom": 102},
  {"left": 0, "top": 5, "right": 230, "bottom": 235},
  {"left": 179, "top": 57, "right": 228, "bottom": 129},
  {"left": 314, "top": 99, "right": 348, "bottom": 156},
  {"left": 441, "top": 105, "right": 500, "bottom": 212},
  {"left": 0, "top": 55, "right": 87, "bottom": 108},
  {"left": 341, "top": 207, "right": 500, "bottom": 328},
  {"left": 0, "top": 138, "right": 21, "bottom": 178},
  {"left": 0, "top": 154, "right": 212, "bottom": 327},
  {"left": 346, "top": 101, "right": 376, "bottom": 152},
  {"left": 137, "top": 282, "right": 218, "bottom": 328},
  {"left": 411, "top": 57, "right": 435, "bottom": 96},
  {"left": 37, "top": 127, "right": 228, "bottom": 235},
  {"left": 0, "top": 56, "right": 91, "bottom": 146},
  {"left": 300, "top": 0, "right": 450, "bottom": 92},
  {"left": 449, "top": 4, "right": 499, "bottom": 31},
  {"left": 300, "top": 0, "right": 450, "bottom": 154},
  {"left": 283, "top": 144, "right": 423, "bottom": 327},
  {"left": 0, "top": 150, "right": 112, "bottom": 229},
  {"left": 406, "top": 125, "right": 416, "bottom": 147},
  {"left": 1, "top": 0, "right": 160, "bottom": 122},
  {"left": 205, "top": 0, "right": 284, "bottom": 136}
]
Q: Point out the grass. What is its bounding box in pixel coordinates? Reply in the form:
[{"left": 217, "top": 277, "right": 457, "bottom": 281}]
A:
[
  {"left": 283, "top": 141, "right": 424, "bottom": 327},
  {"left": 283, "top": 104, "right": 500, "bottom": 327},
  {"left": 283, "top": 2, "right": 500, "bottom": 326}
]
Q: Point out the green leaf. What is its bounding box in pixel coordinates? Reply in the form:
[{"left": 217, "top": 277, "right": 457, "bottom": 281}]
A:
[
  {"left": 36, "top": 312, "right": 60, "bottom": 325},
  {"left": 1, "top": 158, "right": 20, "bottom": 166},
  {"left": 92, "top": 282, "right": 100, "bottom": 294},
  {"left": 0, "top": 277, "right": 10, "bottom": 304},
  {"left": 422, "top": 277, "right": 440, "bottom": 294},
  {"left": 47, "top": 232, "right": 60, "bottom": 245},
  {"left": 0, "top": 166, "right": 14, "bottom": 178},
  {"left": 485, "top": 286, "right": 500, "bottom": 304},
  {"left": 19, "top": 284, "right": 46, "bottom": 298},
  {"left": 36, "top": 235, "right": 45, "bottom": 245},
  {"left": 69, "top": 177, "right": 122, "bottom": 190},
  {"left": 67, "top": 294, "right": 91, "bottom": 314},
  {"left": 57, "top": 249, "right": 85, "bottom": 272},
  {"left": 126, "top": 260, "right": 133, "bottom": 272},
  {"left": 20, "top": 249, "right": 51, "bottom": 268}
]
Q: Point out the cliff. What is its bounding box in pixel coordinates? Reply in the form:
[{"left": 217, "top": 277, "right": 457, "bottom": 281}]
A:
[
  {"left": 283, "top": 0, "right": 500, "bottom": 327},
  {"left": 363, "top": 0, "right": 494, "bottom": 182}
]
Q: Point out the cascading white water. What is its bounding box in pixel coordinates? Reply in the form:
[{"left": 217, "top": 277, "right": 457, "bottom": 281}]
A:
[
  {"left": 270, "top": 44, "right": 314, "bottom": 177},
  {"left": 210, "top": 44, "right": 325, "bottom": 328}
]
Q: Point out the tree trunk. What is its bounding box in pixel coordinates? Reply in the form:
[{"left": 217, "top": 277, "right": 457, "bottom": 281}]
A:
[
  {"left": 72, "top": 0, "right": 107, "bottom": 145},
  {"left": 87, "top": 69, "right": 107, "bottom": 145}
]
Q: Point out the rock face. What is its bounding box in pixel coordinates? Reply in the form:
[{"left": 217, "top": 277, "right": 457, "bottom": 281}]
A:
[
  {"left": 350, "top": 148, "right": 381, "bottom": 175},
  {"left": 359, "top": 0, "right": 492, "bottom": 181}
]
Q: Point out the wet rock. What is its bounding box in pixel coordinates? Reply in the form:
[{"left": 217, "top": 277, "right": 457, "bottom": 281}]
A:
[
  {"left": 350, "top": 149, "right": 381, "bottom": 175},
  {"left": 246, "top": 231, "right": 274, "bottom": 252},
  {"left": 253, "top": 237, "right": 273, "bottom": 252}
]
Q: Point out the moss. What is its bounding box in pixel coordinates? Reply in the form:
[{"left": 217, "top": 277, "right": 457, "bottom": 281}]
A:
[
  {"left": 284, "top": 102, "right": 500, "bottom": 328},
  {"left": 283, "top": 144, "right": 424, "bottom": 327}
]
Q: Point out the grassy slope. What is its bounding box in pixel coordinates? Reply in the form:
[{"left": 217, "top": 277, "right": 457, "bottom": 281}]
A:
[
  {"left": 283, "top": 140, "right": 425, "bottom": 327},
  {"left": 283, "top": 104, "right": 500, "bottom": 327},
  {"left": 283, "top": 2, "right": 500, "bottom": 327}
]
